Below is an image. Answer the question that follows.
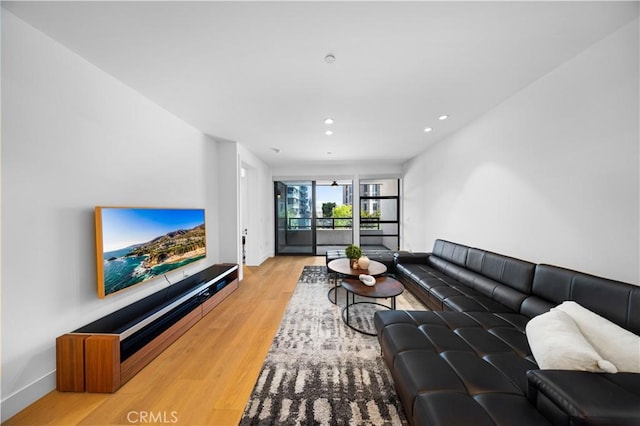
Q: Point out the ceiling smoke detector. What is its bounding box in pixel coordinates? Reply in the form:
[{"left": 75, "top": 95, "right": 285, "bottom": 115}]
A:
[{"left": 324, "top": 54, "right": 335, "bottom": 64}]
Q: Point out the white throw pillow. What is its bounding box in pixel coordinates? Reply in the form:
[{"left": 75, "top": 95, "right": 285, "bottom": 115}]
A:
[
  {"left": 526, "top": 309, "right": 617, "bottom": 373},
  {"left": 555, "top": 301, "right": 640, "bottom": 373}
]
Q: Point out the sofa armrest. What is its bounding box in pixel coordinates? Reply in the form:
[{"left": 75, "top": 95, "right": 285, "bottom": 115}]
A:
[
  {"left": 394, "top": 251, "right": 431, "bottom": 265},
  {"left": 527, "top": 370, "right": 640, "bottom": 425}
]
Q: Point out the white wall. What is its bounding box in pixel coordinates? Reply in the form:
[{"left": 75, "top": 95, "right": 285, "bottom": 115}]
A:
[
  {"left": 402, "top": 18, "right": 639, "bottom": 284},
  {"left": 273, "top": 161, "right": 402, "bottom": 180},
  {"left": 1, "top": 11, "right": 222, "bottom": 420},
  {"left": 217, "top": 140, "right": 240, "bottom": 269}
]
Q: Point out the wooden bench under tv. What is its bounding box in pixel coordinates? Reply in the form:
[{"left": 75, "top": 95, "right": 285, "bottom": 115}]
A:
[{"left": 56, "top": 263, "right": 239, "bottom": 393}]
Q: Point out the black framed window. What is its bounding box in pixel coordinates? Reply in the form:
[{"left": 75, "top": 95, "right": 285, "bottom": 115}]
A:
[{"left": 359, "top": 179, "right": 400, "bottom": 250}]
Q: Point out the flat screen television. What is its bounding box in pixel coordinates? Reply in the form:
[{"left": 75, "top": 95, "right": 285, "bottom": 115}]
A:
[{"left": 95, "top": 207, "right": 206, "bottom": 298}]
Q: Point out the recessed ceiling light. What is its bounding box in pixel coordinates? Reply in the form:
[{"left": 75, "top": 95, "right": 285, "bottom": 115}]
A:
[
  {"left": 325, "top": 130, "right": 333, "bottom": 136},
  {"left": 324, "top": 117, "right": 334, "bottom": 125},
  {"left": 324, "top": 54, "right": 336, "bottom": 64},
  {"left": 438, "top": 115, "right": 449, "bottom": 121},
  {"left": 424, "top": 127, "right": 433, "bottom": 133}
]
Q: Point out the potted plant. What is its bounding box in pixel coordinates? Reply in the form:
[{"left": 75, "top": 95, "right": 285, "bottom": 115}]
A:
[{"left": 345, "top": 244, "right": 363, "bottom": 269}]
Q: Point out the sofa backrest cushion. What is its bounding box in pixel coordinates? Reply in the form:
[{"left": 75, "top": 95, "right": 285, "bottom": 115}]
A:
[
  {"left": 465, "top": 248, "right": 535, "bottom": 294},
  {"left": 531, "top": 264, "right": 640, "bottom": 335},
  {"left": 432, "top": 239, "right": 469, "bottom": 267}
]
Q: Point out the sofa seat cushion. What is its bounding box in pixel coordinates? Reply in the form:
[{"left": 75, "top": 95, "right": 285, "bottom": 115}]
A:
[
  {"left": 465, "top": 311, "right": 526, "bottom": 332},
  {"left": 376, "top": 310, "right": 541, "bottom": 422},
  {"left": 444, "top": 295, "right": 516, "bottom": 313},
  {"left": 492, "top": 312, "right": 531, "bottom": 333},
  {"left": 396, "top": 263, "right": 448, "bottom": 287},
  {"left": 396, "top": 255, "right": 528, "bottom": 314},
  {"left": 430, "top": 283, "right": 481, "bottom": 301},
  {"left": 412, "top": 391, "right": 550, "bottom": 426},
  {"left": 393, "top": 350, "right": 469, "bottom": 419}
]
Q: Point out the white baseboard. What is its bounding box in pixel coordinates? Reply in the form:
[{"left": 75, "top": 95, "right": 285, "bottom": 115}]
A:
[{"left": 1, "top": 371, "right": 55, "bottom": 422}]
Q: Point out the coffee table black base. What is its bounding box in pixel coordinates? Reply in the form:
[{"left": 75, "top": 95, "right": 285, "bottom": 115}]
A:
[
  {"left": 327, "top": 285, "right": 339, "bottom": 304},
  {"left": 339, "top": 276, "right": 404, "bottom": 336},
  {"left": 327, "top": 272, "right": 340, "bottom": 304},
  {"left": 342, "top": 288, "right": 397, "bottom": 336}
]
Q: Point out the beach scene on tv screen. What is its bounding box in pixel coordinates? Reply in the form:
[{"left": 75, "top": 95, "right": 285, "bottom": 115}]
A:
[{"left": 100, "top": 208, "right": 206, "bottom": 296}]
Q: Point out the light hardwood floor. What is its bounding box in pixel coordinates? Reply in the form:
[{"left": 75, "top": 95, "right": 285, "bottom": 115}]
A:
[{"left": 5, "top": 256, "right": 325, "bottom": 426}]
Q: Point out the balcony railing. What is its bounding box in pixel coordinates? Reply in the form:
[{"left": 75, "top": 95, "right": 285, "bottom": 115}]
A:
[{"left": 286, "top": 217, "right": 380, "bottom": 230}]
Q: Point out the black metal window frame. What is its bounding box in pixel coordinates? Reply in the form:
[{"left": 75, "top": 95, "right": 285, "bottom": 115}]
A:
[{"left": 358, "top": 180, "right": 400, "bottom": 249}]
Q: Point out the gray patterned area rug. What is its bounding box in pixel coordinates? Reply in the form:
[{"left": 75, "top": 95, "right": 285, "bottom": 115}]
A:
[{"left": 240, "top": 266, "right": 426, "bottom": 425}]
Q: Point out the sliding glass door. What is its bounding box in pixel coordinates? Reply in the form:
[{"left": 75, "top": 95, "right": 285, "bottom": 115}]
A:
[
  {"left": 275, "top": 181, "right": 314, "bottom": 254},
  {"left": 274, "top": 180, "right": 353, "bottom": 255},
  {"left": 314, "top": 180, "right": 353, "bottom": 255}
]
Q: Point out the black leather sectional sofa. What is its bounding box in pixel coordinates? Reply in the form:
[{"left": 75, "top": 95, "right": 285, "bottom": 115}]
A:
[{"left": 374, "top": 239, "right": 640, "bottom": 426}]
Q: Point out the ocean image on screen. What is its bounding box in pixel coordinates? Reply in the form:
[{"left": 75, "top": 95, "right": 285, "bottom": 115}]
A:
[{"left": 99, "top": 208, "right": 206, "bottom": 296}]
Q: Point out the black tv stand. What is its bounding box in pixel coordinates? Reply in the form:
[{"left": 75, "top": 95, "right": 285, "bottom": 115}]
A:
[{"left": 56, "top": 263, "right": 239, "bottom": 393}]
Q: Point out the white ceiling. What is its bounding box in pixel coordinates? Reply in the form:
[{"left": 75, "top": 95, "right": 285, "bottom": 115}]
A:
[{"left": 4, "top": 1, "right": 638, "bottom": 166}]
